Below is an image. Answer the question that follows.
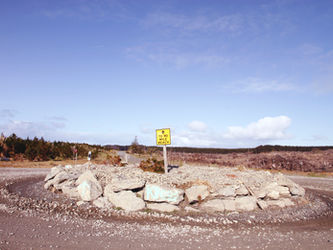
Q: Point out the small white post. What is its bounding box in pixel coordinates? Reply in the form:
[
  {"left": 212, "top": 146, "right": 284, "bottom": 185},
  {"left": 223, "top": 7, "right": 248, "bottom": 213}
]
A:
[{"left": 163, "top": 145, "right": 168, "bottom": 174}]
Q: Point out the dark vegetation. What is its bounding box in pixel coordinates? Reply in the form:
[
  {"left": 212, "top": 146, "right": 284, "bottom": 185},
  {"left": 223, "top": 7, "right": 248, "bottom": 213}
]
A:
[
  {"left": 0, "top": 133, "right": 101, "bottom": 161},
  {"left": 139, "top": 158, "right": 164, "bottom": 174}
]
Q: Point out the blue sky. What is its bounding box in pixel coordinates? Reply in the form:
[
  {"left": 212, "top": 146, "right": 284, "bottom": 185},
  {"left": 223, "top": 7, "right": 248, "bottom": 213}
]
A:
[{"left": 1, "top": 0, "right": 332, "bottom": 147}]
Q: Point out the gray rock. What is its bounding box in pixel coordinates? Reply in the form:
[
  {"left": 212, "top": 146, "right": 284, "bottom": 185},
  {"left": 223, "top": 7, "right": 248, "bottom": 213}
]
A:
[
  {"left": 235, "top": 185, "right": 249, "bottom": 196},
  {"left": 201, "top": 199, "right": 225, "bottom": 212},
  {"left": 289, "top": 185, "right": 305, "bottom": 196},
  {"left": 217, "top": 186, "right": 236, "bottom": 197},
  {"left": 44, "top": 171, "right": 73, "bottom": 190},
  {"left": 76, "top": 170, "right": 99, "bottom": 186},
  {"left": 147, "top": 203, "right": 179, "bottom": 213},
  {"left": 144, "top": 184, "right": 184, "bottom": 205},
  {"left": 235, "top": 196, "right": 257, "bottom": 211},
  {"left": 62, "top": 185, "right": 80, "bottom": 199},
  {"left": 106, "top": 190, "right": 145, "bottom": 211},
  {"left": 93, "top": 197, "right": 112, "bottom": 209},
  {"left": 185, "top": 185, "right": 209, "bottom": 203},
  {"left": 44, "top": 166, "right": 63, "bottom": 182},
  {"left": 266, "top": 199, "right": 294, "bottom": 208},
  {"left": 257, "top": 200, "right": 268, "bottom": 210},
  {"left": 222, "top": 199, "right": 236, "bottom": 212},
  {"left": 184, "top": 206, "right": 200, "bottom": 213},
  {"left": 267, "top": 190, "right": 280, "bottom": 200},
  {"left": 77, "top": 180, "right": 102, "bottom": 201},
  {"left": 109, "top": 178, "right": 146, "bottom": 192},
  {"left": 276, "top": 186, "right": 290, "bottom": 197}
]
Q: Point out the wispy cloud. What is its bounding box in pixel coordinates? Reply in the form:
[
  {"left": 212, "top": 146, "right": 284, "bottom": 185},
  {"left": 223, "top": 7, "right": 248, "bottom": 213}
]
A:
[
  {"left": 40, "top": 0, "right": 129, "bottom": 21},
  {"left": 0, "top": 109, "right": 18, "bottom": 119},
  {"left": 224, "top": 77, "right": 296, "bottom": 93},
  {"left": 142, "top": 12, "right": 243, "bottom": 34},
  {"left": 126, "top": 45, "right": 228, "bottom": 69}
]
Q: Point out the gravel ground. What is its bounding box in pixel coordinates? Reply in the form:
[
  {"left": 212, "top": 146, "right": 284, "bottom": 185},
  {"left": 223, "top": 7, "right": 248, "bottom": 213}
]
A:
[{"left": 0, "top": 167, "right": 333, "bottom": 249}]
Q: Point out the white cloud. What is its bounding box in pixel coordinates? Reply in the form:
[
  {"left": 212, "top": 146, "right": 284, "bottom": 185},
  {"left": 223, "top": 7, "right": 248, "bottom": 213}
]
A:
[
  {"left": 224, "top": 116, "right": 291, "bottom": 141},
  {"left": 225, "top": 77, "right": 296, "bottom": 93},
  {"left": 188, "top": 120, "right": 207, "bottom": 132}
]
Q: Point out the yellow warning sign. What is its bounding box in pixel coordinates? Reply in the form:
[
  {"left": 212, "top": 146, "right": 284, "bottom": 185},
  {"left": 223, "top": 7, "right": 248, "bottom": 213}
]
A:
[{"left": 156, "top": 128, "right": 171, "bottom": 145}]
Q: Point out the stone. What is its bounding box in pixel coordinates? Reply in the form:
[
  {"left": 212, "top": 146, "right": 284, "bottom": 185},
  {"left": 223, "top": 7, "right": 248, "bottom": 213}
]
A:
[
  {"left": 254, "top": 190, "right": 267, "bottom": 199},
  {"left": 222, "top": 199, "right": 236, "bottom": 212},
  {"left": 185, "top": 185, "right": 209, "bottom": 203},
  {"left": 144, "top": 184, "right": 184, "bottom": 205},
  {"left": 62, "top": 185, "right": 80, "bottom": 199},
  {"left": 217, "top": 186, "right": 236, "bottom": 197},
  {"left": 266, "top": 200, "right": 286, "bottom": 208},
  {"left": 276, "top": 186, "right": 290, "bottom": 197},
  {"left": 275, "top": 173, "right": 295, "bottom": 187},
  {"left": 184, "top": 206, "right": 200, "bottom": 213},
  {"left": 76, "top": 170, "right": 98, "bottom": 186},
  {"left": 44, "top": 166, "right": 63, "bottom": 182},
  {"left": 44, "top": 171, "right": 73, "bottom": 190},
  {"left": 289, "top": 185, "right": 305, "bottom": 197},
  {"left": 235, "top": 196, "right": 257, "bottom": 212},
  {"left": 93, "top": 197, "right": 112, "bottom": 209},
  {"left": 235, "top": 185, "right": 249, "bottom": 196},
  {"left": 147, "top": 203, "right": 179, "bottom": 213},
  {"left": 109, "top": 178, "right": 146, "bottom": 192},
  {"left": 267, "top": 190, "right": 280, "bottom": 200},
  {"left": 77, "top": 180, "right": 102, "bottom": 201},
  {"left": 201, "top": 199, "right": 225, "bottom": 212},
  {"left": 257, "top": 200, "right": 268, "bottom": 210},
  {"left": 106, "top": 190, "right": 145, "bottom": 212}
]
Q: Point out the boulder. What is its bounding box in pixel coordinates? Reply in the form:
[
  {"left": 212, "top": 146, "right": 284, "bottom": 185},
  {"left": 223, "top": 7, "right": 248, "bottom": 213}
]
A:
[
  {"left": 62, "top": 185, "right": 80, "bottom": 199},
  {"left": 144, "top": 184, "right": 184, "bottom": 205},
  {"left": 106, "top": 190, "right": 145, "bottom": 212},
  {"left": 201, "top": 199, "right": 225, "bottom": 212},
  {"left": 266, "top": 198, "right": 294, "bottom": 208},
  {"left": 147, "top": 203, "right": 179, "bottom": 213},
  {"left": 217, "top": 186, "right": 236, "bottom": 197},
  {"left": 235, "top": 196, "right": 257, "bottom": 212},
  {"left": 76, "top": 170, "right": 99, "bottom": 186},
  {"left": 44, "top": 165, "right": 63, "bottom": 182},
  {"left": 109, "top": 178, "right": 146, "bottom": 192},
  {"left": 222, "top": 199, "right": 236, "bottom": 212},
  {"left": 276, "top": 186, "right": 290, "bottom": 197},
  {"left": 93, "top": 197, "right": 112, "bottom": 209},
  {"left": 235, "top": 185, "right": 249, "bottom": 196},
  {"left": 289, "top": 185, "right": 305, "bottom": 197},
  {"left": 257, "top": 200, "right": 268, "bottom": 210},
  {"left": 185, "top": 185, "right": 209, "bottom": 203},
  {"left": 267, "top": 190, "right": 280, "bottom": 200},
  {"left": 44, "top": 171, "right": 74, "bottom": 190},
  {"left": 77, "top": 180, "right": 102, "bottom": 201}
]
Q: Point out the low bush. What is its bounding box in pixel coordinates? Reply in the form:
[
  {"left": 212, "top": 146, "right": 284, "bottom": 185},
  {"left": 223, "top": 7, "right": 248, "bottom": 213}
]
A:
[{"left": 139, "top": 158, "right": 164, "bottom": 174}]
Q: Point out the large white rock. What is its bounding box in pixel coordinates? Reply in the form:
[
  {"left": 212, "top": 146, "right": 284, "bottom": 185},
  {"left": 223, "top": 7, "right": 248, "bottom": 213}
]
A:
[
  {"left": 235, "top": 185, "right": 249, "bottom": 196},
  {"left": 217, "top": 186, "right": 236, "bottom": 197},
  {"left": 106, "top": 191, "right": 145, "bottom": 211},
  {"left": 93, "top": 197, "right": 112, "bottom": 209},
  {"left": 147, "top": 203, "right": 179, "bottom": 213},
  {"left": 185, "top": 185, "right": 209, "bottom": 203},
  {"left": 76, "top": 170, "right": 99, "bottom": 186},
  {"left": 77, "top": 180, "right": 102, "bottom": 201},
  {"left": 276, "top": 186, "right": 291, "bottom": 197},
  {"left": 44, "top": 165, "right": 63, "bottom": 182},
  {"left": 62, "top": 185, "right": 80, "bottom": 199},
  {"left": 109, "top": 178, "right": 146, "bottom": 192},
  {"left": 235, "top": 196, "right": 257, "bottom": 212},
  {"left": 201, "top": 199, "right": 225, "bottom": 212},
  {"left": 44, "top": 171, "right": 73, "bottom": 190},
  {"left": 289, "top": 185, "right": 305, "bottom": 197},
  {"left": 267, "top": 190, "right": 280, "bottom": 200},
  {"left": 222, "top": 199, "right": 236, "bottom": 212},
  {"left": 144, "top": 184, "right": 184, "bottom": 205}
]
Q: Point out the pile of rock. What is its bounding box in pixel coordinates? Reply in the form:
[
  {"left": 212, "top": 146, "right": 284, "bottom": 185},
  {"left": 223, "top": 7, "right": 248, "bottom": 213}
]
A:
[{"left": 44, "top": 164, "right": 306, "bottom": 213}]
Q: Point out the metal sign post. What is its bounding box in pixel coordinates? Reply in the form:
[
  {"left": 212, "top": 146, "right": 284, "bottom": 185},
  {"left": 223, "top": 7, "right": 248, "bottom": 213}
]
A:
[{"left": 156, "top": 128, "right": 171, "bottom": 174}]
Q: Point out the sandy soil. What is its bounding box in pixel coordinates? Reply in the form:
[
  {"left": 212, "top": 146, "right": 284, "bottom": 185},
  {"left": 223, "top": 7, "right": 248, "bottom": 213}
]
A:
[{"left": 0, "top": 167, "right": 333, "bottom": 249}]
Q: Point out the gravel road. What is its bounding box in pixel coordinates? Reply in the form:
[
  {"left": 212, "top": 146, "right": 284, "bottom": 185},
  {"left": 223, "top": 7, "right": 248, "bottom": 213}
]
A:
[{"left": 0, "top": 167, "right": 333, "bottom": 249}]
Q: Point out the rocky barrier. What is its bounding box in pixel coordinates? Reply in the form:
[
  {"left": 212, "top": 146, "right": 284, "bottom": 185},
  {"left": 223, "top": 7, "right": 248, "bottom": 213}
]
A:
[{"left": 43, "top": 163, "right": 307, "bottom": 214}]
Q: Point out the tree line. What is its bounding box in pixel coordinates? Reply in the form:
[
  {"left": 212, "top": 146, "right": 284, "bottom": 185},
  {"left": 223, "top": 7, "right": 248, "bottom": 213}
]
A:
[{"left": 0, "top": 133, "right": 101, "bottom": 161}]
